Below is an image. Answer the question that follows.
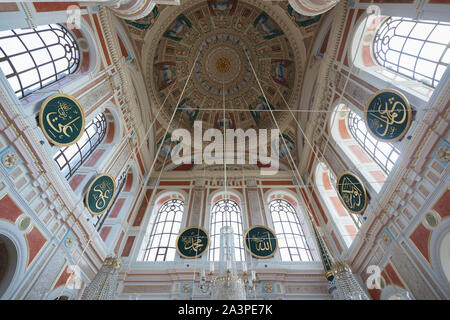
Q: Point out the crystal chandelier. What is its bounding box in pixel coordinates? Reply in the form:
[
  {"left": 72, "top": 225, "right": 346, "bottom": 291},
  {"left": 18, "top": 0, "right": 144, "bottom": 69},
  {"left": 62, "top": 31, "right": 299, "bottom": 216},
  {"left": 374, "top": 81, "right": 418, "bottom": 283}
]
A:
[
  {"left": 331, "top": 261, "right": 370, "bottom": 300},
  {"left": 81, "top": 256, "right": 121, "bottom": 300},
  {"left": 199, "top": 226, "right": 256, "bottom": 299}
]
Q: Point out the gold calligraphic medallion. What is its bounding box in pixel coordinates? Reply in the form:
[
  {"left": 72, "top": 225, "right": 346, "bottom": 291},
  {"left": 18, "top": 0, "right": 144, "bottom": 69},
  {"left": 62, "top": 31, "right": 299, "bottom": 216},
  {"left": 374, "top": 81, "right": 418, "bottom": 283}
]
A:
[
  {"left": 176, "top": 226, "right": 209, "bottom": 259},
  {"left": 85, "top": 174, "right": 116, "bottom": 216},
  {"left": 39, "top": 94, "right": 85, "bottom": 146},
  {"left": 336, "top": 172, "right": 368, "bottom": 215},
  {"left": 364, "top": 89, "right": 412, "bottom": 142},
  {"left": 244, "top": 225, "right": 278, "bottom": 259}
]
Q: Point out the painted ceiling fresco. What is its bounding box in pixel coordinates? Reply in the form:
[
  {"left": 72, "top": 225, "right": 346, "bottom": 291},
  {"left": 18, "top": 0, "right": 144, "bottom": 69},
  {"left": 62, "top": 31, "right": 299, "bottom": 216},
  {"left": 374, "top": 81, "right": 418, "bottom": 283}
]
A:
[{"left": 121, "top": 0, "right": 324, "bottom": 171}]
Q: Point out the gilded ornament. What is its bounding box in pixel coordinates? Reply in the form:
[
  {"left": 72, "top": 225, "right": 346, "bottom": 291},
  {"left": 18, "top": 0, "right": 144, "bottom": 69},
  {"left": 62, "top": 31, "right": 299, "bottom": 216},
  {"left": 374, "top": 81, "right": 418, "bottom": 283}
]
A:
[
  {"left": 425, "top": 213, "right": 438, "bottom": 228},
  {"left": 2, "top": 151, "right": 18, "bottom": 169},
  {"left": 182, "top": 282, "right": 191, "bottom": 293},
  {"left": 264, "top": 282, "right": 273, "bottom": 293},
  {"left": 436, "top": 145, "right": 450, "bottom": 163}
]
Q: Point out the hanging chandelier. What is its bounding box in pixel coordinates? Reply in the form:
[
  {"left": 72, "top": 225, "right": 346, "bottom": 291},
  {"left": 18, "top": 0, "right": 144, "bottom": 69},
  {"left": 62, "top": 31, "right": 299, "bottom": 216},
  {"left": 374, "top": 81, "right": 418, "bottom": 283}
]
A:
[{"left": 199, "top": 226, "right": 256, "bottom": 299}]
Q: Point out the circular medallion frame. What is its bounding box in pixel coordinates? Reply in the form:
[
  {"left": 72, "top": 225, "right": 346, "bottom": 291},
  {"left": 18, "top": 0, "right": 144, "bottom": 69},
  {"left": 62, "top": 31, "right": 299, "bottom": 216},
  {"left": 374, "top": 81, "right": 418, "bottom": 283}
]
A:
[
  {"left": 244, "top": 225, "right": 278, "bottom": 259},
  {"left": 364, "top": 89, "right": 412, "bottom": 142},
  {"left": 85, "top": 174, "right": 116, "bottom": 217},
  {"left": 336, "top": 171, "right": 368, "bottom": 215},
  {"left": 39, "top": 94, "right": 85, "bottom": 147},
  {"left": 176, "top": 226, "right": 210, "bottom": 259}
]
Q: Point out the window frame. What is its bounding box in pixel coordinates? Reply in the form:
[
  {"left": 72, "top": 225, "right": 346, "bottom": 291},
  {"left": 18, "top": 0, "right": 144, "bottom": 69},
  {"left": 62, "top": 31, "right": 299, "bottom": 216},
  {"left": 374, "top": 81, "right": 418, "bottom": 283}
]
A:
[
  {"left": 141, "top": 198, "right": 184, "bottom": 262},
  {"left": 208, "top": 198, "right": 245, "bottom": 262},
  {"left": 347, "top": 111, "right": 400, "bottom": 175},
  {"left": 0, "top": 23, "right": 80, "bottom": 99},
  {"left": 373, "top": 16, "right": 450, "bottom": 88},
  {"left": 53, "top": 112, "right": 107, "bottom": 180},
  {"left": 269, "top": 198, "right": 313, "bottom": 262}
]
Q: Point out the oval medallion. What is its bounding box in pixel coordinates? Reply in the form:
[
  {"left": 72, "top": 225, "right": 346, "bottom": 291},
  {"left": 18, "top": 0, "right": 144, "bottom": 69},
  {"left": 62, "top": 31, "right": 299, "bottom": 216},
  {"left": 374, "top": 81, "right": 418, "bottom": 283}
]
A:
[
  {"left": 85, "top": 174, "right": 116, "bottom": 216},
  {"left": 364, "top": 89, "right": 412, "bottom": 142},
  {"left": 39, "top": 94, "right": 85, "bottom": 146},
  {"left": 176, "top": 227, "right": 209, "bottom": 259},
  {"left": 337, "top": 172, "right": 368, "bottom": 215},
  {"left": 244, "top": 225, "right": 278, "bottom": 259}
]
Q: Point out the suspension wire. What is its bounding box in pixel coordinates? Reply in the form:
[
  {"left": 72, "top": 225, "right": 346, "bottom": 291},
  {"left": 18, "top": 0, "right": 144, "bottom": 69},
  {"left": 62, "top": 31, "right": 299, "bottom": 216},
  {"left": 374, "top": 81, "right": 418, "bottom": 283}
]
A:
[
  {"left": 106, "top": 78, "right": 178, "bottom": 174},
  {"left": 191, "top": 109, "right": 208, "bottom": 300},
  {"left": 44, "top": 69, "right": 181, "bottom": 300},
  {"left": 248, "top": 7, "right": 381, "bottom": 253},
  {"left": 55, "top": 53, "right": 199, "bottom": 300},
  {"left": 244, "top": 48, "right": 341, "bottom": 265}
]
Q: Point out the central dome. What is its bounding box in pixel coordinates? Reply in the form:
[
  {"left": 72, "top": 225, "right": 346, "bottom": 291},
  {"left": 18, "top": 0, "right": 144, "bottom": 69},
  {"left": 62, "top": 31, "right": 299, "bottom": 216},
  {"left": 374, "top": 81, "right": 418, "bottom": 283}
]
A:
[
  {"left": 150, "top": 0, "right": 298, "bottom": 130},
  {"left": 216, "top": 57, "right": 231, "bottom": 73},
  {"left": 196, "top": 33, "right": 251, "bottom": 97}
]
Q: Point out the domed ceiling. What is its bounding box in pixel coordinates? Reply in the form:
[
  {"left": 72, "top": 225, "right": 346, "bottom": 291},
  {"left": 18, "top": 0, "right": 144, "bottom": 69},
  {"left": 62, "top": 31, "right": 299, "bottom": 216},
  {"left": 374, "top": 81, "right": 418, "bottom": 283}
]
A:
[
  {"left": 148, "top": 0, "right": 302, "bottom": 132},
  {"left": 123, "top": 0, "right": 325, "bottom": 170}
]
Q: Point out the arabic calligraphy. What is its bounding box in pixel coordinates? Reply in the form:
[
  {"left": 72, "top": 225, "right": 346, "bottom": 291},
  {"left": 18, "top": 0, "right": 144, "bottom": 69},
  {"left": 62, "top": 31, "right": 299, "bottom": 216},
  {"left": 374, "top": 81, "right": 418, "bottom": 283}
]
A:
[
  {"left": 86, "top": 175, "right": 116, "bottom": 216},
  {"left": 337, "top": 173, "right": 367, "bottom": 214},
  {"left": 365, "top": 90, "right": 411, "bottom": 142},
  {"left": 251, "top": 231, "right": 274, "bottom": 252},
  {"left": 92, "top": 180, "right": 113, "bottom": 210},
  {"left": 177, "top": 227, "right": 209, "bottom": 258},
  {"left": 181, "top": 232, "right": 204, "bottom": 253},
  {"left": 40, "top": 95, "right": 85, "bottom": 146},
  {"left": 341, "top": 177, "right": 362, "bottom": 209},
  {"left": 245, "top": 226, "right": 277, "bottom": 258}
]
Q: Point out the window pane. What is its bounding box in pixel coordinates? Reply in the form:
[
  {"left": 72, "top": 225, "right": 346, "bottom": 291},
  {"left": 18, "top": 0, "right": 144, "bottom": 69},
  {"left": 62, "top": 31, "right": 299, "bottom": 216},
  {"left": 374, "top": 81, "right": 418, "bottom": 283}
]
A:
[
  {"left": 142, "top": 199, "right": 184, "bottom": 262},
  {"left": 209, "top": 199, "right": 245, "bottom": 262},
  {"left": 0, "top": 24, "right": 80, "bottom": 98},
  {"left": 374, "top": 17, "right": 450, "bottom": 88},
  {"left": 269, "top": 199, "right": 312, "bottom": 262}
]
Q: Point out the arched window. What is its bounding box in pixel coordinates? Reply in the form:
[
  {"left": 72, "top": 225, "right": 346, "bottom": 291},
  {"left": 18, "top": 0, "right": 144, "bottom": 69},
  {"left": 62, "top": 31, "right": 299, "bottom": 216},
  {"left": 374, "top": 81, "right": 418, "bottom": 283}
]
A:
[
  {"left": 0, "top": 24, "right": 80, "bottom": 99},
  {"left": 374, "top": 17, "right": 450, "bottom": 88},
  {"left": 141, "top": 199, "right": 183, "bottom": 262},
  {"left": 92, "top": 169, "right": 128, "bottom": 231},
  {"left": 209, "top": 199, "right": 245, "bottom": 262},
  {"left": 269, "top": 199, "right": 312, "bottom": 262},
  {"left": 53, "top": 113, "right": 107, "bottom": 180},
  {"left": 348, "top": 110, "right": 400, "bottom": 174},
  {"left": 315, "top": 163, "right": 361, "bottom": 248}
]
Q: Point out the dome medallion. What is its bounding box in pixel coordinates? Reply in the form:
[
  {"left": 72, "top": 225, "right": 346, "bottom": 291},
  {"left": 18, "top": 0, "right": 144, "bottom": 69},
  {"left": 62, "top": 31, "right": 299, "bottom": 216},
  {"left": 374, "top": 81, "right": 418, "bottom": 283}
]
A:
[{"left": 151, "top": 0, "right": 298, "bottom": 130}]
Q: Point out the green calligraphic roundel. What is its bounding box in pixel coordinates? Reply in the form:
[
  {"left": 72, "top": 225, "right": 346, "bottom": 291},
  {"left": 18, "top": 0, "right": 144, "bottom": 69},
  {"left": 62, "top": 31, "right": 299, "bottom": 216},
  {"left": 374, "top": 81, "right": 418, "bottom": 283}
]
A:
[
  {"left": 176, "top": 227, "right": 209, "bottom": 259},
  {"left": 336, "top": 172, "right": 368, "bottom": 215},
  {"left": 244, "top": 226, "right": 278, "bottom": 259},
  {"left": 365, "top": 89, "right": 412, "bottom": 142},
  {"left": 85, "top": 174, "right": 116, "bottom": 216},
  {"left": 39, "top": 94, "right": 85, "bottom": 146}
]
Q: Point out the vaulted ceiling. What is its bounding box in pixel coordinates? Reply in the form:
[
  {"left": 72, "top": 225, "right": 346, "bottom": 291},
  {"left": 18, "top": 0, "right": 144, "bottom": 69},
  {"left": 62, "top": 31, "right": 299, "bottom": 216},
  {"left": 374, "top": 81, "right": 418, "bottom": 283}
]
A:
[{"left": 121, "top": 0, "right": 327, "bottom": 171}]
